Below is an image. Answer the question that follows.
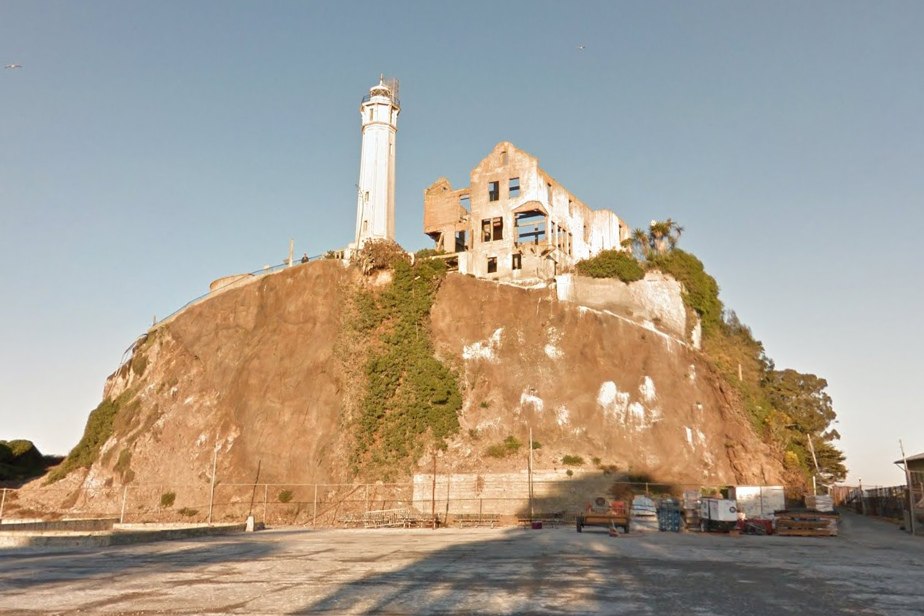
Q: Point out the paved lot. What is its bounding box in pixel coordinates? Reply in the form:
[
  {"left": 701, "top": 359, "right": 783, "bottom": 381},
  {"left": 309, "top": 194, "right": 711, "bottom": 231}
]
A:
[{"left": 0, "top": 511, "right": 922, "bottom": 615}]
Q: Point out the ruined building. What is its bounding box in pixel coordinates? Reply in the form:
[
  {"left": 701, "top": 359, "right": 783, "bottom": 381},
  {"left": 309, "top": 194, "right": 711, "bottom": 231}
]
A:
[
  {"left": 423, "top": 142, "right": 630, "bottom": 281},
  {"left": 352, "top": 76, "right": 400, "bottom": 249}
]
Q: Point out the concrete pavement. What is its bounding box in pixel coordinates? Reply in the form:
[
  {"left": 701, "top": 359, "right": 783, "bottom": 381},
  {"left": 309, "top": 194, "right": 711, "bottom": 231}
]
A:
[{"left": 0, "top": 511, "right": 921, "bottom": 615}]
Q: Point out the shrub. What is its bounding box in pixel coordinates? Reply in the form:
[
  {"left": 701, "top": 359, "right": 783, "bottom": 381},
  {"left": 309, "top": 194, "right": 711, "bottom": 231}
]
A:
[
  {"left": 46, "top": 391, "right": 138, "bottom": 484},
  {"left": 415, "top": 248, "right": 445, "bottom": 260},
  {"left": 486, "top": 436, "right": 523, "bottom": 459},
  {"left": 575, "top": 250, "right": 645, "bottom": 283},
  {"left": 113, "top": 449, "right": 133, "bottom": 482},
  {"left": 177, "top": 507, "right": 199, "bottom": 517},
  {"left": 566, "top": 470, "right": 574, "bottom": 477},
  {"left": 530, "top": 441, "right": 542, "bottom": 450},
  {"left": 592, "top": 456, "right": 601, "bottom": 466},
  {"left": 479, "top": 400, "right": 490, "bottom": 409},
  {"left": 562, "top": 455, "right": 585, "bottom": 466},
  {"left": 160, "top": 491, "right": 176, "bottom": 508},
  {"left": 131, "top": 353, "right": 148, "bottom": 377},
  {"left": 351, "top": 239, "right": 410, "bottom": 274},
  {"left": 278, "top": 490, "right": 294, "bottom": 503}
]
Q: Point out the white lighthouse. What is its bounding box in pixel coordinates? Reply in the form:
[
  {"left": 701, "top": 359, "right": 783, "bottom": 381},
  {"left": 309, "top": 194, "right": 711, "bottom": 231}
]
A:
[{"left": 354, "top": 76, "right": 400, "bottom": 248}]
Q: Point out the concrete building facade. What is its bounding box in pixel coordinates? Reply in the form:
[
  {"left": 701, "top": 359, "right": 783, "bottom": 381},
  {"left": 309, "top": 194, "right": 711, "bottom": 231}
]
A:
[
  {"left": 423, "top": 142, "right": 630, "bottom": 281},
  {"left": 353, "top": 77, "right": 400, "bottom": 249}
]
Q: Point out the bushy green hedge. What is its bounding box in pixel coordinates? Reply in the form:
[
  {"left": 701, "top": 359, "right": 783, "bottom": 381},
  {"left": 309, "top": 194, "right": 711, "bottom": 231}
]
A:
[{"left": 575, "top": 250, "right": 645, "bottom": 282}]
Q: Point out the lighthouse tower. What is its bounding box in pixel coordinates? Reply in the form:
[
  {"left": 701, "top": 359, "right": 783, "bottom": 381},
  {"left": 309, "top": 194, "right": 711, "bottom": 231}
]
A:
[{"left": 354, "top": 76, "right": 400, "bottom": 248}]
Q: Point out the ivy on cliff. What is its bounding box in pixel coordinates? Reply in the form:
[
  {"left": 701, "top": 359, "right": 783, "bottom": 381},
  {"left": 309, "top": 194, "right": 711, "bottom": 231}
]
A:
[{"left": 349, "top": 256, "right": 462, "bottom": 477}]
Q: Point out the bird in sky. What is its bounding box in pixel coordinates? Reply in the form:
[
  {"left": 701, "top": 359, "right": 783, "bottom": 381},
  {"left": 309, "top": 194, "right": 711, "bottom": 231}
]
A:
[
  {"left": 5, "top": 64, "right": 22, "bottom": 69},
  {"left": 577, "top": 45, "right": 585, "bottom": 51}
]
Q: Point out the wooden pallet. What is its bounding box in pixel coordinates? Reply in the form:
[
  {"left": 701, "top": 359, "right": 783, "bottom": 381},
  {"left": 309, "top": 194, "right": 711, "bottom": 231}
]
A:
[{"left": 776, "top": 529, "right": 837, "bottom": 537}]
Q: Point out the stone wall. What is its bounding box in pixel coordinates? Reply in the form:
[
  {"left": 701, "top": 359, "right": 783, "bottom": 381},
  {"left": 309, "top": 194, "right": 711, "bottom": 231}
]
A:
[{"left": 412, "top": 470, "right": 615, "bottom": 515}]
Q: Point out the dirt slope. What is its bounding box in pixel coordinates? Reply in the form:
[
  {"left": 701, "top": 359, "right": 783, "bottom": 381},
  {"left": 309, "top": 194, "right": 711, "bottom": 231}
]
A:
[{"left": 26, "top": 260, "right": 784, "bottom": 509}]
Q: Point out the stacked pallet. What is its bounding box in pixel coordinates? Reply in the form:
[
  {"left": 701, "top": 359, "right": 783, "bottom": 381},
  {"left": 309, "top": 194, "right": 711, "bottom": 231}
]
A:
[{"left": 775, "top": 511, "right": 838, "bottom": 537}]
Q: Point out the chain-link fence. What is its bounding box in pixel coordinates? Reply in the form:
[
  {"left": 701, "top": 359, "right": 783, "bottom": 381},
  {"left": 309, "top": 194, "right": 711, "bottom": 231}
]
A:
[{"left": 0, "top": 474, "right": 806, "bottom": 529}]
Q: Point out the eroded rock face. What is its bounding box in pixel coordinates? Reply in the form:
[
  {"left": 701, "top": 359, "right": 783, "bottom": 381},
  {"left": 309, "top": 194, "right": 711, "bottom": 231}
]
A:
[
  {"left": 429, "top": 274, "right": 783, "bottom": 486},
  {"left": 34, "top": 262, "right": 782, "bottom": 510}
]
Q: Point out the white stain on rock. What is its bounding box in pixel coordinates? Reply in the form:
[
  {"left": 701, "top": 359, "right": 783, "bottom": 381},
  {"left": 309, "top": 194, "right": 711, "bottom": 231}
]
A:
[
  {"left": 686, "top": 427, "right": 694, "bottom": 447},
  {"left": 520, "top": 389, "right": 544, "bottom": 413},
  {"left": 639, "top": 376, "right": 657, "bottom": 402},
  {"left": 597, "top": 381, "right": 630, "bottom": 422},
  {"left": 688, "top": 364, "right": 696, "bottom": 382},
  {"left": 556, "top": 405, "right": 570, "bottom": 427},
  {"left": 463, "top": 328, "right": 503, "bottom": 362},
  {"left": 544, "top": 327, "right": 564, "bottom": 360}
]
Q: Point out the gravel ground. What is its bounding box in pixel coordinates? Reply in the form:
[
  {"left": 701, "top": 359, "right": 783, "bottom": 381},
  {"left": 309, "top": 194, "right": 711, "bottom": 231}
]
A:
[{"left": 0, "top": 511, "right": 921, "bottom": 615}]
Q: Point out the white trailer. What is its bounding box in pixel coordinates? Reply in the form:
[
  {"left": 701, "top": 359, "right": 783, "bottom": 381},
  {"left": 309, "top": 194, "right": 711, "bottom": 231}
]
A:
[{"left": 700, "top": 498, "right": 738, "bottom": 532}]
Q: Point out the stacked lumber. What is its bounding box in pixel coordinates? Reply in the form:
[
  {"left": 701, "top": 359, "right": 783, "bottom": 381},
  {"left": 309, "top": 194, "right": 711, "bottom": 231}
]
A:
[{"left": 775, "top": 511, "right": 838, "bottom": 537}]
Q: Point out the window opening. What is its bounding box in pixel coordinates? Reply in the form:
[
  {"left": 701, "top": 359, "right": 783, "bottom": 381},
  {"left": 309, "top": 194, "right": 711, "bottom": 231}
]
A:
[
  {"left": 492, "top": 217, "right": 504, "bottom": 241},
  {"left": 455, "top": 230, "right": 467, "bottom": 252},
  {"left": 515, "top": 211, "right": 547, "bottom": 244},
  {"left": 512, "top": 253, "right": 522, "bottom": 270},
  {"left": 487, "top": 257, "right": 498, "bottom": 274},
  {"left": 546, "top": 182, "right": 553, "bottom": 204},
  {"left": 488, "top": 181, "right": 500, "bottom": 202},
  {"left": 482, "top": 219, "right": 492, "bottom": 242},
  {"left": 460, "top": 195, "right": 471, "bottom": 212},
  {"left": 501, "top": 150, "right": 508, "bottom": 165},
  {"left": 509, "top": 177, "right": 520, "bottom": 198}
]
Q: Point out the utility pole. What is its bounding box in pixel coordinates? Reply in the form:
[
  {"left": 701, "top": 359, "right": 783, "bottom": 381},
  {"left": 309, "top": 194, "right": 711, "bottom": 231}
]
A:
[
  {"left": 431, "top": 452, "right": 438, "bottom": 530},
  {"left": 806, "top": 434, "right": 820, "bottom": 496},
  {"left": 900, "top": 439, "right": 916, "bottom": 536},
  {"left": 288, "top": 239, "right": 294, "bottom": 267},
  {"left": 208, "top": 437, "right": 218, "bottom": 525},
  {"left": 528, "top": 426, "right": 534, "bottom": 521}
]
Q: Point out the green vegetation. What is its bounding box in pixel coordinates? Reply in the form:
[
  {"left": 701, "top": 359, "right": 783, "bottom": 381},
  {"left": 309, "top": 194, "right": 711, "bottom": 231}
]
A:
[
  {"left": 349, "top": 252, "right": 463, "bottom": 477},
  {"left": 414, "top": 248, "right": 445, "bottom": 260},
  {"left": 350, "top": 238, "right": 410, "bottom": 274},
  {"left": 486, "top": 436, "right": 523, "bottom": 459},
  {"left": 160, "top": 491, "right": 176, "bottom": 507},
  {"left": 561, "top": 455, "right": 585, "bottom": 466},
  {"left": 575, "top": 250, "right": 644, "bottom": 282},
  {"left": 113, "top": 449, "right": 134, "bottom": 484},
  {"left": 177, "top": 507, "right": 199, "bottom": 517},
  {"left": 0, "top": 439, "right": 59, "bottom": 482},
  {"left": 45, "top": 390, "right": 139, "bottom": 484},
  {"left": 566, "top": 470, "right": 574, "bottom": 477},
  {"left": 530, "top": 441, "right": 542, "bottom": 450},
  {"left": 621, "top": 218, "right": 685, "bottom": 260},
  {"left": 278, "top": 490, "right": 294, "bottom": 504},
  {"left": 130, "top": 352, "right": 148, "bottom": 377},
  {"left": 591, "top": 456, "right": 601, "bottom": 466}
]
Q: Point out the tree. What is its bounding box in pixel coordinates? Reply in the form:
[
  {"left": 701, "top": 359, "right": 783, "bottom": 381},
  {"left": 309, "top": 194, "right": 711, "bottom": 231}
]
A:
[
  {"left": 622, "top": 219, "right": 684, "bottom": 260},
  {"left": 762, "top": 369, "right": 846, "bottom": 482}
]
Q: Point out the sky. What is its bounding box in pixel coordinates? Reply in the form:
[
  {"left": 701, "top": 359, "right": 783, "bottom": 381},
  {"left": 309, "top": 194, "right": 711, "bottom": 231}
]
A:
[{"left": 1, "top": 1, "right": 922, "bottom": 486}]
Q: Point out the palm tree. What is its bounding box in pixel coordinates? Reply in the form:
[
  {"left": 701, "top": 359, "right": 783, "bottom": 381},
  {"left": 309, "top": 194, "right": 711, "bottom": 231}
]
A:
[
  {"left": 648, "top": 218, "right": 683, "bottom": 256},
  {"left": 622, "top": 227, "right": 651, "bottom": 260}
]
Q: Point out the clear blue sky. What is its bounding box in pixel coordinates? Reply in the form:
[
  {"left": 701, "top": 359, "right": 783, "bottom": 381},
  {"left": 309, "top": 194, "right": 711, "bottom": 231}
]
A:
[{"left": 2, "top": 1, "right": 922, "bottom": 486}]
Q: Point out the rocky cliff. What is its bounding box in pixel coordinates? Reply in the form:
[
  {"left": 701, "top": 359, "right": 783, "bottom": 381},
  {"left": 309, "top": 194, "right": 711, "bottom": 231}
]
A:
[{"left": 21, "top": 258, "right": 786, "bottom": 515}]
